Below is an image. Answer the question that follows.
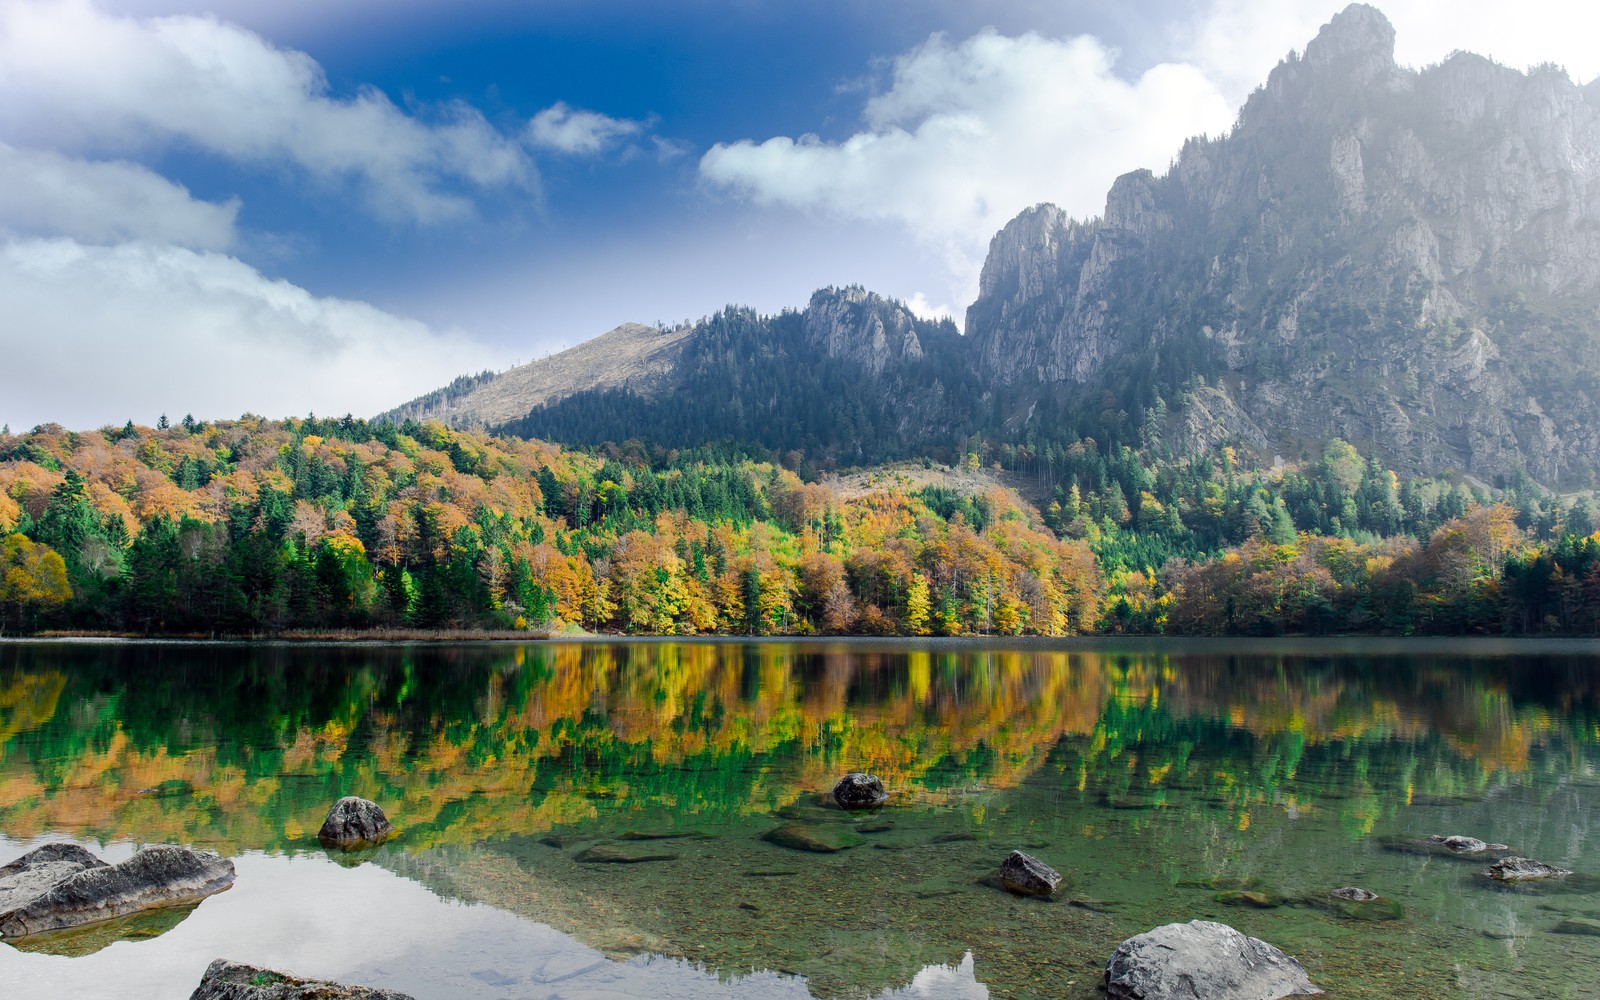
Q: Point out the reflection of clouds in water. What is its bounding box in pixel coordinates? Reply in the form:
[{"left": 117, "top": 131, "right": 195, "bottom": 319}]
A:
[
  {"left": 0, "top": 840, "right": 987, "bottom": 1000},
  {"left": 886, "top": 953, "right": 988, "bottom": 999}
]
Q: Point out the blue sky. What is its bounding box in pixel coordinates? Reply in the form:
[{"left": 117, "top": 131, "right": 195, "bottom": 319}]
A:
[{"left": 3, "top": 0, "right": 1597, "bottom": 430}]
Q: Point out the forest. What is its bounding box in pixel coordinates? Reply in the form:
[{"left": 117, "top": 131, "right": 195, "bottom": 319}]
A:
[{"left": 2, "top": 414, "right": 1599, "bottom": 637}]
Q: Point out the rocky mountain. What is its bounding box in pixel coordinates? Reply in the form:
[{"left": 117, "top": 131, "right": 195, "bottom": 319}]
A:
[
  {"left": 968, "top": 3, "right": 1600, "bottom": 485},
  {"left": 390, "top": 4, "right": 1600, "bottom": 486},
  {"left": 500, "top": 286, "right": 978, "bottom": 463},
  {"left": 381, "top": 322, "right": 691, "bottom": 427}
]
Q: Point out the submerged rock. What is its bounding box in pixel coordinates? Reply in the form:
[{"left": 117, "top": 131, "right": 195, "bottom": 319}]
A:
[
  {"left": 1429, "top": 834, "right": 1509, "bottom": 854},
  {"left": 573, "top": 845, "right": 679, "bottom": 864},
  {"left": 1216, "top": 890, "right": 1280, "bottom": 908},
  {"left": 189, "top": 959, "right": 415, "bottom": 999},
  {"left": 1553, "top": 918, "right": 1600, "bottom": 936},
  {"left": 1305, "top": 890, "right": 1404, "bottom": 922},
  {"left": 1379, "top": 835, "right": 1515, "bottom": 861},
  {"left": 1482, "top": 857, "right": 1574, "bottom": 882},
  {"left": 999, "top": 850, "right": 1062, "bottom": 897},
  {"left": 5, "top": 904, "right": 197, "bottom": 957},
  {"left": 317, "top": 797, "right": 394, "bottom": 849},
  {"left": 0, "top": 844, "right": 234, "bottom": 938},
  {"left": 832, "top": 772, "right": 888, "bottom": 810},
  {"left": 1329, "top": 887, "right": 1379, "bottom": 902},
  {"left": 761, "top": 823, "right": 863, "bottom": 853},
  {"left": 1105, "top": 920, "right": 1322, "bottom": 999}
]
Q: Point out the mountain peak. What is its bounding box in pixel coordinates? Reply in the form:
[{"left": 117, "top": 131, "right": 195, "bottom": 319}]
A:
[{"left": 1304, "top": 4, "right": 1396, "bottom": 71}]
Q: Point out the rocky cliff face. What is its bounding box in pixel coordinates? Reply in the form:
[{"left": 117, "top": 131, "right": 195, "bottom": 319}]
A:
[
  {"left": 802, "top": 286, "right": 925, "bottom": 375},
  {"left": 967, "top": 3, "right": 1600, "bottom": 485}
]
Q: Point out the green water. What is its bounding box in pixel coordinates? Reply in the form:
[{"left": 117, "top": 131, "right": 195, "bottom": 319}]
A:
[{"left": 2, "top": 638, "right": 1599, "bottom": 999}]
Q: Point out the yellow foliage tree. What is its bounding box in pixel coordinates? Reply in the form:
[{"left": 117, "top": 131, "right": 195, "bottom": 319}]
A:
[{"left": 1, "top": 535, "right": 72, "bottom": 626}]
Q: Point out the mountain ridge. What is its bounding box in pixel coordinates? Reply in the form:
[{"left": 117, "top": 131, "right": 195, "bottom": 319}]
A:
[
  {"left": 389, "top": 3, "right": 1600, "bottom": 486},
  {"left": 967, "top": 3, "right": 1600, "bottom": 484}
]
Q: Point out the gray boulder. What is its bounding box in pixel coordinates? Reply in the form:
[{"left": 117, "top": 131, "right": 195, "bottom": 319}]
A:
[
  {"left": 1482, "top": 857, "right": 1573, "bottom": 882},
  {"left": 832, "top": 772, "right": 888, "bottom": 809},
  {"left": 189, "top": 959, "right": 415, "bottom": 999},
  {"left": 1105, "top": 920, "right": 1322, "bottom": 999},
  {"left": 0, "top": 843, "right": 108, "bottom": 879},
  {"left": 999, "top": 850, "right": 1062, "bottom": 896},
  {"left": 0, "top": 844, "right": 234, "bottom": 938},
  {"left": 317, "top": 797, "right": 394, "bottom": 848}
]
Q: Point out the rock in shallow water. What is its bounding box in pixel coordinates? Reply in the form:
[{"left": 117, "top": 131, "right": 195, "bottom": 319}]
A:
[
  {"left": 4, "top": 902, "right": 198, "bottom": 956},
  {"left": 761, "top": 823, "right": 862, "bottom": 853},
  {"left": 1104, "top": 920, "right": 1322, "bottom": 999},
  {"left": 1216, "top": 889, "right": 1280, "bottom": 908},
  {"left": 1429, "top": 834, "right": 1509, "bottom": 854},
  {"left": 1378, "top": 835, "right": 1515, "bottom": 861},
  {"left": 1553, "top": 918, "right": 1600, "bottom": 936},
  {"left": 573, "top": 845, "right": 679, "bottom": 864},
  {"left": 998, "top": 850, "right": 1061, "bottom": 897},
  {"left": 0, "top": 844, "right": 234, "bottom": 938},
  {"left": 0, "top": 843, "right": 107, "bottom": 879},
  {"left": 189, "top": 959, "right": 415, "bottom": 999},
  {"left": 832, "top": 772, "right": 888, "bottom": 809},
  {"left": 1329, "top": 886, "right": 1379, "bottom": 902},
  {"left": 1482, "top": 857, "right": 1574, "bottom": 882},
  {"left": 317, "top": 797, "right": 394, "bottom": 849}
]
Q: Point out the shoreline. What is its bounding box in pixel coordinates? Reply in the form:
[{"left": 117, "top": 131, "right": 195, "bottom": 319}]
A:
[
  {"left": 13, "top": 628, "right": 556, "bottom": 643},
  {"left": 5, "top": 631, "right": 1600, "bottom": 654}
]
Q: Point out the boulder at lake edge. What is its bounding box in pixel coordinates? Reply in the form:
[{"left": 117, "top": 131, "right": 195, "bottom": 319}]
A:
[
  {"left": 1105, "top": 920, "right": 1322, "bottom": 999},
  {"left": 189, "top": 959, "right": 416, "bottom": 999},
  {"left": 832, "top": 772, "right": 888, "bottom": 809},
  {"left": 317, "top": 797, "right": 395, "bottom": 849},
  {"left": 999, "top": 850, "right": 1062, "bottom": 896},
  {"left": 0, "top": 843, "right": 107, "bottom": 879},
  {"left": 0, "top": 844, "right": 234, "bottom": 938}
]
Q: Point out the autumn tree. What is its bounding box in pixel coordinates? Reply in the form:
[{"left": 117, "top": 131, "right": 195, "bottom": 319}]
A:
[{"left": 0, "top": 535, "right": 71, "bottom": 630}]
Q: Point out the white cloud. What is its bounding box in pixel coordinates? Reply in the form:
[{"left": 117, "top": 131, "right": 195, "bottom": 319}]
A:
[
  {"left": 526, "top": 102, "right": 643, "bottom": 155},
  {"left": 0, "top": 142, "right": 237, "bottom": 249},
  {"left": 903, "top": 292, "right": 954, "bottom": 323},
  {"left": 0, "top": 238, "right": 501, "bottom": 430},
  {"left": 700, "top": 30, "right": 1233, "bottom": 305},
  {"left": 0, "top": 0, "right": 534, "bottom": 224}
]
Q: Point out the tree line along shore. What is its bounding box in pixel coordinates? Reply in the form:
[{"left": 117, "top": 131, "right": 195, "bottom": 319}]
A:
[{"left": 3, "top": 415, "right": 1597, "bottom": 638}]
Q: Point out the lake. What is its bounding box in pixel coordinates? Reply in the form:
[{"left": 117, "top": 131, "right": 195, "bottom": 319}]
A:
[{"left": 2, "top": 637, "right": 1599, "bottom": 999}]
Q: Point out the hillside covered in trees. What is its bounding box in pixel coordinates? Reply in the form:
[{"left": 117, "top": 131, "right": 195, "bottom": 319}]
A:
[{"left": 3, "top": 416, "right": 1599, "bottom": 638}]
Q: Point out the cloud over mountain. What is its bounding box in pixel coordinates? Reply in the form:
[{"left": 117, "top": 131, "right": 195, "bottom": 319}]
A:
[
  {"left": 700, "top": 30, "right": 1234, "bottom": 302},
  {"left": 0, "top": 239, "right": 498, "bottom": 431}
]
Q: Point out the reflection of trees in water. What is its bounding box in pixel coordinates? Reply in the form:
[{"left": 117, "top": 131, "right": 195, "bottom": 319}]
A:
[{"left": 0, "top": 642, "right": 1596, "bottom": 850}]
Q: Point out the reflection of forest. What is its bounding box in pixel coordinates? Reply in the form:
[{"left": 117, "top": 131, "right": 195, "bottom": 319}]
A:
[{"left": 1, "top": 641, "right": 1596, "bottom": 852}]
